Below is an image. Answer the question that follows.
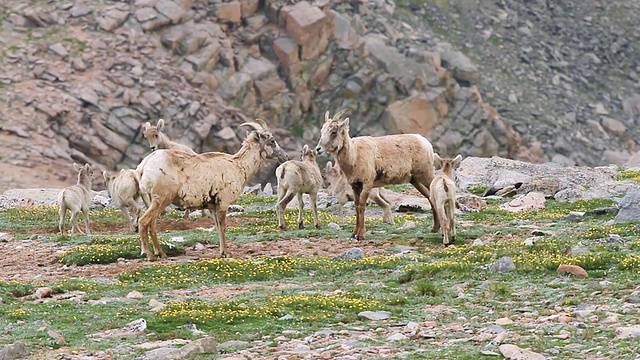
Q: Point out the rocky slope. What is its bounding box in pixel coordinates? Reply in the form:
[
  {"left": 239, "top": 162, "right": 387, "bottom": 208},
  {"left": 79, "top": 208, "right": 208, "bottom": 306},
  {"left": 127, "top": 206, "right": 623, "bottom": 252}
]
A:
[
  {"left": 0, "top": 0, "right": 527, "bottom": 193},
  {"left": 394, "top": 0, "right": 640, "bottom": 166}
]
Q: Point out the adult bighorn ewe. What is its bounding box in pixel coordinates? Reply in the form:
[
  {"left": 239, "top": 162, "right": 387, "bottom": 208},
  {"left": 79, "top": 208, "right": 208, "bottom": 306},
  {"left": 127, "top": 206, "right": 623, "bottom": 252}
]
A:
[
  {"left": 103, "top": 169, "right": 149, "bottom": 233},
  {"left": 136, "top": 119, "right": 289, "bottom": 260},
  {"left": 430, "top": 154, "right": 462, "bottom": 246},
  {"left": 142, "top": 118, "right": 210, "bottom": 220},
  {"left": 275, "top": 144, "right": 324, "bottom": 230},
  {"left": 323, "top": 161, "right": 394, "bottom": 224},
  {"left": 57, "top": 163, "right": 94, "bottom": 236},
  {"left": 316, "top": 109, "right": 438, "bottom": 240}
]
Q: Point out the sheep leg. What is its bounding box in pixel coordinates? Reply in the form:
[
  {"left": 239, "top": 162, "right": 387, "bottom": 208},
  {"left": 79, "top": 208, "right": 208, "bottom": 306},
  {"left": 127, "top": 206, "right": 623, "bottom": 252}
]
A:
[
  {"left": 371, "top": 189, "right": 394, "bottom": 224},
  {"left": 296, "top": 193, "right": 305, "bottom": 229},
  {"left": 352, "top": 183, "right": 370, "bottom": 240},
  {"left": 212, "top": 206, "right": 229, "bottom": 257},
  {"left": 439, "top": 202, "right": 450, "bottom": 246},
  {"left": 182, "top": 208, "right": 190, "bottom": 220},
  {"left": 58, "top": 205, "right": 67, "bottom": 236},
  {"left": 82, "top": 205, "right": 90, "bottom": 235},
  {"left": 310, "top": 191, "right": 320, "bottom": 229},
  {"left": 411, "top": 179, "right": 441, "bottom": 233},
  {"left": 149, "top": 216, "right": 167, "bottom": 259},
  {"left": 276, "top": 189, "right": 295, "bottom": 231},
  {"left": 446, "top": 199, "right": 456, "bottom": 244},
  {"left": 138, "top": 199, "right": 166, "bottom": 260},
  {"left": 70, "top": 211, "right": 80, "bottom": 234}
]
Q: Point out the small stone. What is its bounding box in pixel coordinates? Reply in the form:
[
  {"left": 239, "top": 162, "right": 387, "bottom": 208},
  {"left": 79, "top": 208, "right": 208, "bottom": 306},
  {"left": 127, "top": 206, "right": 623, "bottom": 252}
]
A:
[
  {"left": 358, "top": 310, "right": 391, "bottom": 321},
  {"left": 35, "top": 287, "right": 54, "bottom": 299},
  {"left": 327, "top": 222, "right": 341, "bottom": 230},
  {"left": 279, "top": 314, "right": 294, "bottom": 320},
  {"left": 615, "top": 325, "right": 640, "bottom": 339},
  {"left": 398, "top": 220, "right": 416, "bottom": 230},
  {"left": 262, "top": 183, "right": 274, "bottom": 196},
  {"left": 387, "top": 333, "right": 407, "bottom": 341},
  {"left": 126, "top": 290, "right": 144, "bottom": 299},
  {"left": 495, "top": 317, "right": 514, "bottom": 326},
  {"left": 557, "top": 264, "right": 589, "bottom": 278},
  {"left": 149, "top": 299, "right": 165, "bottom": 311},
  {"left": 194, "top": 243, "right": 206, "bottom": 251},
  {"left": 490, "top": 257, "right": 516, "bottom": 273},
  {"left": 499, "top": 344, "right": 546, "bottom": 360}
]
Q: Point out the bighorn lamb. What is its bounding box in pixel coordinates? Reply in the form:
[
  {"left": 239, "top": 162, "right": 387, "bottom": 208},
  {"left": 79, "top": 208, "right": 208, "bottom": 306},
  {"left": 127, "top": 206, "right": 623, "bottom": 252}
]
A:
[
  {"left": 315, "top": 110, "right": 438, "bottom": 240},
  {"left": 323, "top": 161, "right": 394, "bottom": 224},
  {"left": 136, "top": 119, "right": 289, "bottom": 260},
  {"left": 142, "top": 118, "right": 210, "bottom": 219},
  {"left": 57, "top": 163, "right": 94, "bottom": 236},
  {"left": 103, "top": 169, "right": 149, "bottom": 233},
  {"left": 275, "top": 144, "right": 324, "bottom": 230},
  {"left": 430, "top": 154, "right": 462, "bottom": 246}
]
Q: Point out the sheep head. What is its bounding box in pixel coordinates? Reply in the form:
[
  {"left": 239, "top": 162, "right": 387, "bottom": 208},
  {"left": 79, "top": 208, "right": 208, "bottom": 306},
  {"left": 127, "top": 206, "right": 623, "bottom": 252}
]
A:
[
  {"left": 240, "top": 119, "right": 289, "bottom": 163},
  {"left": 300, "top": 144, "right": 316, "bottom": 162},
  {"left": 73, "top": 163, "right": 94, "bottom": 185},
  {"left": 316, "top": 109, "right": 350, "bottom": 155},
  {"left": 434, "top": 154, "right": 462, "bottom": 178},
  {"left": 142, "top": 119, "right": 166, "bottom": 151},
  {"left": 322, "top": 161, "right": 341, "bottom": 188}
]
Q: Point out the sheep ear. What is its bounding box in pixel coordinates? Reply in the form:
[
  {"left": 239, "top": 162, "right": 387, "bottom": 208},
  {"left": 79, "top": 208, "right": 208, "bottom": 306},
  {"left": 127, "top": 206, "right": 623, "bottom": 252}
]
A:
[
  {"left": 453, "top": 154, "right": 462, "bottom": 166},
  {"left": 324, "top": 111, "right": 330, "bottom": 122},
  {"left": 143, "top": 122, "right": 151, "bottom": 131},
  {"left": 340, "top": 117, "right": 349, "bottom": 128},
  {"left": 302, "top": 144, "right": 309, "bottom": 152},
  {"left": 325, "top": 161, "right": 333, "bottom": 172},
  {"left": 433, "top": 153, "right": 442, "bottom": 166},
  {"left": 102, "top": 171, "right": 109, "bottom": 182},
  {"left": 73, "top": 163, "right": 82, "bottom": 172},
  {"left": 157, "top": 119, "right": 165, "bottom": 130}
]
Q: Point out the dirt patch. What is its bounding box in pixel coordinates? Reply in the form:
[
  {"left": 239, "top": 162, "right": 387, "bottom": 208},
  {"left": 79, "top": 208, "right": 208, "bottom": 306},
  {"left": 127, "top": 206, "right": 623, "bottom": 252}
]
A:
[
  {"left": 165, "top": 283, "right": 307, "bottom": 300},
  {"left": 0, "top": 216, "right": 397, "bottom": 283}
]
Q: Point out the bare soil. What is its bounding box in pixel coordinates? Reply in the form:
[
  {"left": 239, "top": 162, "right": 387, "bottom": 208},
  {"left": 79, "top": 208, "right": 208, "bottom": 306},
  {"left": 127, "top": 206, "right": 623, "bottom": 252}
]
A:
[{"left": 0, "top": 216, "right": 396, "bottom": 283}]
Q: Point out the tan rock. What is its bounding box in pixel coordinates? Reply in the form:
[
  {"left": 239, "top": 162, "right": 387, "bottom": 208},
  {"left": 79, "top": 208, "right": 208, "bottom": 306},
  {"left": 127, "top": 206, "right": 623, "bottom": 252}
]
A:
[
  {"left": 557, "top": 264, "right": 589, "bottom": 278},
  {"left": 601, "top": 116, "right": 627, "bottom": 136},
  {"left": 286, "top": 2, "right": 326, "bottom": 46},
  {"left": 499, "top": 344, "right": 545, "bottom": 360},
  {"left": 383, "top": 90, "right": 449, "bottom": 136},
  {"left": 500, "top": 192, "right": 545, "bottom": 213},
  {"left": 155, "top": 0, "right": 185, "bottom": 24},
  {"left": 273, "top": 37, "right": 299, "bottom": 68},
  {"left": 217, "top": 1, "right": 241, "bottom": 23},
  {"left": 255, "top": 76, "right": 286, "bottom": 102},
  {"left": 240, "top": 0, "right": 260, "bottom": 18}
]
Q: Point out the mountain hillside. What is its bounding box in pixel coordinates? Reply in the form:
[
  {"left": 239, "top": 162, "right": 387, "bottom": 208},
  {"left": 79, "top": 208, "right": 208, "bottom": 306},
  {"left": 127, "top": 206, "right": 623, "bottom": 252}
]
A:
[{"left": 1, "top": 0, "right": 638, "bottom": 193}]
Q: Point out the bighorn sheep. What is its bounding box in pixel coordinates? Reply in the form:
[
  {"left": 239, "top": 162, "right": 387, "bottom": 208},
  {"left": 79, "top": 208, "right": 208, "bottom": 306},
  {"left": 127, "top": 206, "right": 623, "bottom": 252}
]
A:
[
  {"left": 57, "top": 163, "right": 94, "bottom": 236},
  {"left": 103, "top": 169, "right": 149, "bottom": 233},
  {"left": 323, "top": 161, "right": 394, "bottom": 224},
  {"left": 143, "top": 118, "right": 195, "bottom": 154},
  {"left": 315, "top": 109, "right": 438, "bottom": 240},
  {"left": 136, "top": 119, "right": 289, "bottom": 260},
  {"left": 430, "top": 154, "right": 462, "bottom": 246},
  {"left": 275, "top": 144, "right": 324, "bottom": 230},
  {"left": 142, "top": 118, "right": 210, "bottom": 220}
]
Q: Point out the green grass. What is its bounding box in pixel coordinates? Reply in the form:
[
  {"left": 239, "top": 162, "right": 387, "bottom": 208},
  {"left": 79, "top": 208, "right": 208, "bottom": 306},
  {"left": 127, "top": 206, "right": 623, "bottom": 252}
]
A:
[{"left": 0, "top": 195, "right": 639, "bottom": 358}]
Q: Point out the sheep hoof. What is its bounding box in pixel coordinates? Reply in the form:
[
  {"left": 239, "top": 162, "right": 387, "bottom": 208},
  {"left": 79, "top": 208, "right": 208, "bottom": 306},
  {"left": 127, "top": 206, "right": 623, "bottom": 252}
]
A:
[
  {"left": 298, "top": 223, "right": 304, "bottom": 229},
  {"left": 315, "top": 224, "right": 320, "bottom": 229},
  {"left": 279, "top": 224, "right": 286, "bottom": 231}
]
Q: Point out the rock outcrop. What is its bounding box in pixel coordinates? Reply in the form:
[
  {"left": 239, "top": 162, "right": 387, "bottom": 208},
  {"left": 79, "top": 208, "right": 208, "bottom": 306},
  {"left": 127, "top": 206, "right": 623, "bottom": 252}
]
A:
[{"left": 0, "top": 0, "right": 532, "bottom": 192}]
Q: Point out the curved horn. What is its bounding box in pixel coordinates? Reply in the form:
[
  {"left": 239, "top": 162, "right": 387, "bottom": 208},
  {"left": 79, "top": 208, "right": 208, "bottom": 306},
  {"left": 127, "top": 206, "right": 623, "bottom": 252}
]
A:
[
  {"left": 333, "top": 109, "right": 349, "bottom": 121},
  {"left": 254, "top": 118, "right": 268, "bottom": 131},
  {"left": 239, "top": 122, "right": 263, "bottom": 132}
]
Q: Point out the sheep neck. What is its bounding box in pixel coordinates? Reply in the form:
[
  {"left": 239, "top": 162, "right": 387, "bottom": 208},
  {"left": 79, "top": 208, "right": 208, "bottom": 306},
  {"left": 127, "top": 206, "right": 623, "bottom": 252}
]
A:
[
  {"left": 158, "top": 133, "right": 173, "bottom": 149},
  {"left": 78, "top": 172, "right": 92, "bottom": 190},
  {"left": 232, "top": 141, "right": 265, "bottom": 183},
  {"left": 334, "top": 136, "right": 356, "bottom": 175}
]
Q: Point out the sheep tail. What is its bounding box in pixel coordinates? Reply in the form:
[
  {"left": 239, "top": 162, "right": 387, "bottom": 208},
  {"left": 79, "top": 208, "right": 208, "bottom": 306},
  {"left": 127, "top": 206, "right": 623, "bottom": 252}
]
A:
[
  {"left": 279, "top": 165, "right": 286, "bottom": 180},
  {"left": 442, "top": 179, "right": 449, "bottom": 193}
]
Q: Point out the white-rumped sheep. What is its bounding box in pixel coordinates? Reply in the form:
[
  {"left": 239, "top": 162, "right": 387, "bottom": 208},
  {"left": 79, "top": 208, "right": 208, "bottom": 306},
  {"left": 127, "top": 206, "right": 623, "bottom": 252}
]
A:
[
  {"left": 103, "top": 169, "right": 149, "bottom": 233},
  {"left": 323, "top": 161, "right": 394, "bottom": 224},
  {"left": 136, "top": 119, "right": 289, "bottom": 260},
  {"left": 429, "top": 154, "right": 462, "bottom": 246},
  {"left": 142, "top": 118, "right": 210, "bottom": 220},
  {"left": 275, "top": 144, "right": 324, "bottom": 230},
  {"left": 315, "top": 109, "right": 438, "bottom": 240},
  {"left": 57, "top": 163, "right": 94, "bottom": 236}
]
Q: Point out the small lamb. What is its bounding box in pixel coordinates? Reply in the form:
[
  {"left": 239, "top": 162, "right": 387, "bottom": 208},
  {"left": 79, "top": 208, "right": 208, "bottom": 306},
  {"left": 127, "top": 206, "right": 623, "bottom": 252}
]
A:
[
  {"left": 275, "top": 144, "right": 324, "bottom": 230},
  {"left": 323, "top": 161, "right": 394, "bottom": 224},
  {"left": 429, "top": 154, "right": 462, "bottom": 246},
  {"left": 103, "top": 169, "right": 149, "bottom": 233},
  {"left": 142, "top": 118, "right": 210, "bottom": 220},
  {"left": 57, "top": 163, "right": 94, "bottom": 236}
]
